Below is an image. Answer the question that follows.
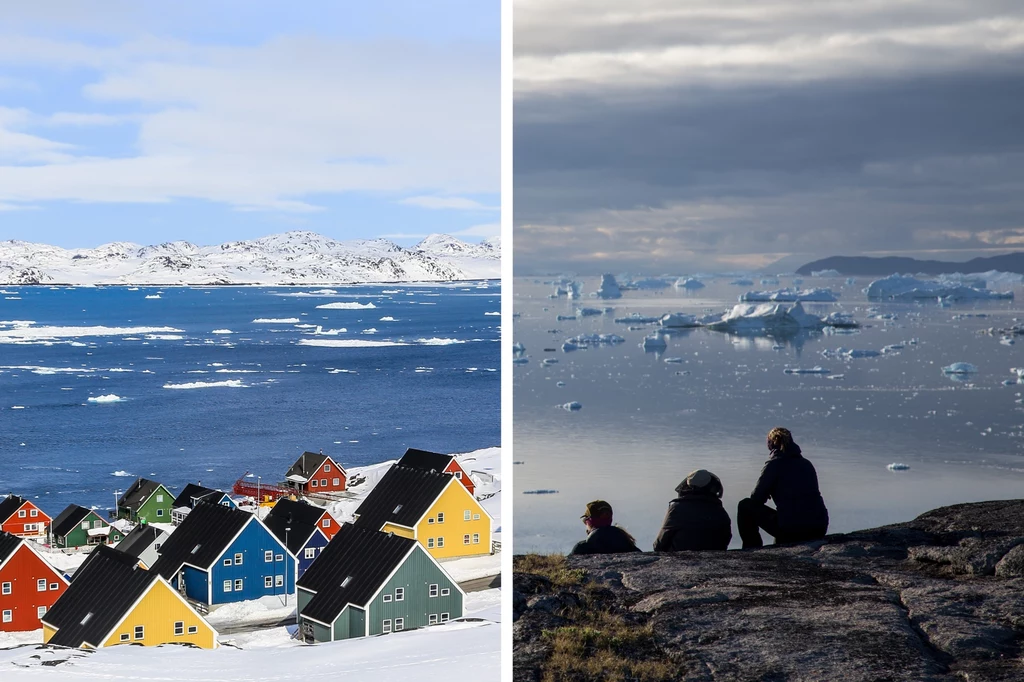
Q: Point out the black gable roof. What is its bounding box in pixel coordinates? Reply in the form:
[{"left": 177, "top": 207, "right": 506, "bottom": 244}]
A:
[
  {"left": 397, "top": 448, "right": 454, "bottom": 473},
  {"left": 115, "top": 524, "right": 166, "bottom": 560},
  {"left": 286, "top": 451, "right": 330, "bottom": 479},
  {"left": 351, "top": 465, "right": 452, "bottom": 532},
  {"left": 51, "top": 505, "right": 95, "bottom": 538},
  {"left": 172, "top": 483, "right": 225, "bottom": 509},
  {"left": 0, "top": 495, "right": 27, "bottom": 524},
  {"left": 297, "top": 524, "right": 415, "bottom": 623},
  {"left": 117, "top": 478, "right": 165, "bottom": 511},
  {"left": 264, "top": 499, "right": 325, "bottom": 554},
  {"left": 150, "top": 503, "right": 252, "bottom": 580},
  {"left": 44, "top": 545, "right": 156, "bottom": 647},
  {"left": 0, "top": 531, "right": 22, "bottom": 565}
]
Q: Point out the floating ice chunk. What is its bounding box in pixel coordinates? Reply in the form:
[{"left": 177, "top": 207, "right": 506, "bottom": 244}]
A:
[
  {"left": 942, "top": 362, "right": 978, "bottom": 374},
  {"left": 1000, "top": 337, "right": 1015, "bottom": 345},
  {"left": 760, "top": 278, "right": 780, "bottom": 285},
  {"left": 577, "top": 307, "right": 606, "bottom": 317},
  {"left": 881, "top": 344, "right": 904, "bottom": 353},
  {"left": 845, "top": 349, "right": 881, "bottom": 358},
  {"left": 594, "top": 274, "right": 622, "bottom": 299},
  {"left": 11, "top": 405, "right": 26, "bottom": 409},
  {"left": 730, "top": 278, "right": 754, "bottom": 286},
  {"left": 865, "top": 274, "right": 1013, "bottom": 301},
  {"left": 705, "top": 301, "right": 825, "bottom": 334},
  {"left": 887, "top": 463, "right": 910, "bottom": 471},
  {"left": 663, "top": 357, "right": 683, "bottom": 363},
  {"left": 564, "top": 333, "right": 625, "bottom": 350},
  {"left": 660, "top": 313, "right": 700, "bottom": 328},
  {"left": 783, "top": 366, "right": 831, "bottom": 374},
  {"left": 827, "top": 374, "right": 845, "bottom": 380},
  {"left": 812, "top": 269, "right": 841, "bottom": 277},
  {"left": 629, "top": 277, "right": 672, "bottom": 289},
  {"left": 556, "top": 381, "right": 565, "bottom": 386},
  {"left": 740, "top": 288, "right": 838, "bottom": 302},
  {"left": 163, "top": 379, "right": 247, "bottom": 389},
  {"left": 513, "top": 357, "right": 529, "bottom": 364},
  {"left": 298, "top": 339, "right": 407, "bottom": 347},
  {"left": 316, "top": 302, "right": 377, "bottom": 310},
  {"left": 252, "top": 318, "right": 300, "bottom": 324},
  {"left": 144, "top": 294, "right": 161, "bottom": 299},
  {"left": 112, "top": 470, "right": 133, "bottom": 476},
  {"left": 522, "top": 489, "right": 559, "bottom": 494},
  {"left": 642, "top": 334, "right": 667, "bottom": 350},
  {"left": 614, "top": 313, "right": 660, "bottom": 324},
  {"left": 675, "top": 277, "right": 705, "bottom": 290},
  {"left": 556, "top": 314, "right": 577, "bottom": 321},
  {"left": 512, "top": 342, "right": 526, "bottom": 354},
  {"left": 560, "top": 401, "right": 583, "bottom": 411},
  {"left": 211, "top": 329, "right": 233, "bottom": 334},
  {"left": 542, "top": 358, "right": 559, "bottom": 365},
  {"left": 379, "top": 316, "right": 397, "bottom": 322},
  {"left": 87, "top": 394, "right": 123, "bottom": 403}
]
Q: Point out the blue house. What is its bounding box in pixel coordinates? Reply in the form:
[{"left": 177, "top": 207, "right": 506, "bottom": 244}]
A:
[
  {"left": 170, "top": 483, "right": 237, "bottom": 526},
  {"left": 151, "top": 503, "right": 295, "bottom": 606},
  {"left": 263, "top": 499, "right": 331, "bottom": 578}
]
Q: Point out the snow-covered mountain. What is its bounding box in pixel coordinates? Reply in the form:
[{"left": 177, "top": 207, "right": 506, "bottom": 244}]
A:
[{"left": 0, "top": 231, "right": 500, "bottom": 285}]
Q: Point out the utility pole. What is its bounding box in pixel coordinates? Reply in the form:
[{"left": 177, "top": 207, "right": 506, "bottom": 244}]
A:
[{"left": 284, "top": 526, "right": 290, "bottom": 606}]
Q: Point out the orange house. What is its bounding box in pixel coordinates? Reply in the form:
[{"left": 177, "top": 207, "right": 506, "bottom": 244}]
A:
[
  {"left": 397, "top": 448, "right": 476, "bottom": 496},
  {"left": 0, "top": 531, "right": 69, "bottom": 631},
  {"left": 0, "top": 496, "right": 50, "bottom": 539}
]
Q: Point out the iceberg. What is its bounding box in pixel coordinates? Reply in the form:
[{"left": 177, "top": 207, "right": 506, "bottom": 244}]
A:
[
  {"left": 576, "top": 307, "right": 607, "bottom": 317},
  {"left": 560, "top": 401, "right": 583, "bottom": 411},
  {"left": 659, "top": 313, "right": 701, "bottom": 328},
  {"left": 865, "top": 274, "right": 1013, "bottom": 301},
  {"left": 887, "top": 463, "right": 910, "bottom": 471},
  {"left": 628, "top": 277, "right": 672, "bottom": 290},
  {"left": 563, "top": 333, "right": 626, "bottom": 350},
  {"left": 942, "top": 362, "right": 978, "bottom": 374},
  {"left": 675, "top": 277, "right": 705, "bottom": 290},
  {"left": 87, "top": 394, "right": 123, "bottom": 403},
  {"left": 704, "top": 301, "right": 825, "bottom": 334},
  {"left": 594, "top": 274, "right": 622, "bottom": 299},
  {"left": 739, "top": 288, "right": 838, "bottom": 302},
  {"left": 783, "top": 367, "right": 831, "bottom": 374},
  {"left": 730, "top": 279, "right": 754, "bottom": 286},
  {"left": 614, "top": 313, "right": 660, "bottom": 324},
  {"left": 822, "top": 312, "right": 859, "bottom": 328},
  {"left": 641, "top": 334, "right": 667, "bottom": 350}
]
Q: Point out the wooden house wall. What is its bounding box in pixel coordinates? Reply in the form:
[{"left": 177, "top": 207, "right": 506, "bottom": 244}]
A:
[
  {"left": 414, "top": 483, "right": 491, "bottom": 559},
  {"left": 0, "top": 544, "right": 68, "bottom": 631},
  {"left": 100, "top": 580, "right": 216, "bottom": 649},
  {"left": 366, "top": 547, "right": 462, "bottom": 636},
  {"left": 207, "top": 520, "right": 293, "bottom": 604}
]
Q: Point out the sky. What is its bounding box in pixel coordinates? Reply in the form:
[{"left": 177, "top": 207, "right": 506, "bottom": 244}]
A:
[
  {"left": 0, "top": 1, "right": 499, "bottom": 248},
  {"left": 513, "top": 0, "right": 1024, "bottom": 274}
]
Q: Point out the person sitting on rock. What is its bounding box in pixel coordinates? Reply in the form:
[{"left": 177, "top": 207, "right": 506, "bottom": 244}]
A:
[
  {"left": 738, "top": 427, "right": 829, "bottom": 548},
  {"left": 569, "top": 500, "right": 642, "bottom": 555},
  {"left": 653, "top": 469, "right": 732, "bottom": 551}
]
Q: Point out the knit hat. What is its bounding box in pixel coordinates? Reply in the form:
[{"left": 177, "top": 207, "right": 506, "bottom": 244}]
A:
[
  {"left": 675, "top": 469, "right": 724, "bottom": 498},
  {"left": 581, "top": 500, "right": 613, "bottom": 519}
]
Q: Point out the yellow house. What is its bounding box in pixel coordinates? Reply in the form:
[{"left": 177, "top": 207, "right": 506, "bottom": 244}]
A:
[
  {"left": 353, "top": 464, "right": 492, "bottom": 559},
  {"left": 41, "top": 545, "right": 217, "bottom": 649}
]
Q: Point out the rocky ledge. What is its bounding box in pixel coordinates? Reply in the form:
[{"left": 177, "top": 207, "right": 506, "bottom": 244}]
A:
[{"left": 513, "top": 499, "right": 1024, "bottom": 681}]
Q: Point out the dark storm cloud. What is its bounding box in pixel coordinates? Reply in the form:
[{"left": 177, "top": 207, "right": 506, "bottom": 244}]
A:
[{"left": 514, "top": 1, "right": 1024, "bottom": 273}]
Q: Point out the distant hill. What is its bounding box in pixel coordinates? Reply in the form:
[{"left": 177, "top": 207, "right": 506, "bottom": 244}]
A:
[{"left": 796, "top": 253, "right": 1024, "bottom": 276}]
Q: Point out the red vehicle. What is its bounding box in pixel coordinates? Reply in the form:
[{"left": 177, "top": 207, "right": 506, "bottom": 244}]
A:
[{"left": 0, "top": 531, "right": 69, "bottom": 631}]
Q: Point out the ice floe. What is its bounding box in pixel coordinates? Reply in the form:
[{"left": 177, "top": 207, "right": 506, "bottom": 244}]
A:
[
  {"left": 298, "top": 339, "right": 408, "bottom": 347},
  {"left": 887, "top": 463, "right": 910, "bottom": 471},
  {"left": 642, "top": 334, "right": 667, "bottom": 350},
  {"left": 659, "top": 313, "right": 701, "bottom": 328},
  {"left": 163, "top": 379, "right": 247, "bottom": 389},
  {"left": 379, "top": 316, "right": 397, "bottom": 321},
  {"left": 252, "top": 317, "right": 301, "bottom": 324},
  {"left": 111, "top": 470, "right": 133, "bottom": 477},
  {"left": 675, "top": 277, "right": 705, "bottom": 290},
  {"left": 613, "top": 313, "right": 660, "bottom": 324},
  {"left": 560, "top": 401, "right": 583, "bottom": 411},
  {"left": 739, "top": 288, "right": 838, "bottom": 302},
  {"left": 865, "top": 274, "right": 1013, "bottom": 301},
  {"left": 417, "top": 338, "right": 467, "bottom": 345},
  {"left": 783, "top": 366, "right": 831, "bottom": 374},
  {"left": 942, "top": 362, "right": 978, "bottom": 374},
  {"left": 577, "top": 307, "right": 607, "bottom": 317},
  {"left": 563, "top": 333, "right": 625, "bottom": 350},
  {"left": 822, "top": 312, "right": 859, "bottom": 328},
  {"left": 87, "top": 394, "right": 123, "bottom": 403},
  {"left": 211, "top": 329, "right": 233, "bottom": 334},
  {"left": 0, "top": 325, "right": 185, "bottom": 343},
  {"left": 316, "top": 302, "right": 377, "bottom": 310},
  {"left": 144, "top": 294, "right": 161, "bottom": 299}
]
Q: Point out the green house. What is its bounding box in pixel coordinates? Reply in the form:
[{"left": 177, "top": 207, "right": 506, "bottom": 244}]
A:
[
  {"left": 117, "top": 478, "right": 174, "bottom": 524},
  {"left": 51, "top": 504, "right": 123, "bottom": 549},
  {"left": 297, "top": 524, "right": 464, "bottom": 643}
]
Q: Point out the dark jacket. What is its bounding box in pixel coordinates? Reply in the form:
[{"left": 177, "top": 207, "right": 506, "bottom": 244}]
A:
[
  {"left": 569, "top": 525, "right": 641, "bottom": 555},
  {"left": 750, "top": 445, "right": 829, "bottom": 532},
  {"left": 653, "top": 491, "right": 732, "bottom": 551}
]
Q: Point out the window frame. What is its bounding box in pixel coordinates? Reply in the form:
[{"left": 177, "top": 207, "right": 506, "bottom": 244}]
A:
[
  {"left": 473, "top": 533, "right": 480, "bottom": 544},
  {"left": 188, "top": 625, "right": 198, "bottom": 634},
  {"left": 275, "top": 574, "right": 284, "bottom": 587},
  {"left": 427, "top": 538, "right": 434, "bottom": 548},
  {"left": 234, "top": 578, "right": 244, "bottom": 591},
  {"left": 1, "top": 582, "right": 10, "bottom": 595},
  {"left": 223, "top": 580, "right": 232, "bottom": 593},
  {"left": 436, "top": 512, "right": 444, "bottom": 524},
  {"left": 304, "top": 547, "right": 316, "bottom": 559},
  {"left": 265, "top": 576, "right": 273, "bottom": 588},
  {"left": 437, "top": 536, "right": 444, "bottom": 548},
  {"left": 382, "top": 619, "right": 392, "bottom": 634},
  {"left": 383, "top": 594, "right": 393, "bottom": 603},
  {"left": 441, "top": 612, "right": 450, "bottom": 622},
  {"left": 441, "top": 587, "right": 451, "bottom": 596},
  {"left": 234, "top": 552, "right": 243, "bottom": 565},
  {"left": 120, "top": 633, "right": 130, "bottom": 642},
  {"left": 264, "top": 550, "right": 273, "bottom": 562},
  {"left": 134, "top": 625, "right": 145, "bottom": 640},
  {"left": 174, "top": 621, "right": 184, "bottom": 636},
  {"left": 1, "top": 610, "right": 10, "bottom": 623},
  {"left": 395, "top": 617, "right": 404, "bottom": 631},
  {"left": 37, "top": 578, "right": 47, "bottom": 592},
  {"left": 429, "top": 584, "right": 438, "bottom": 598},
  {"left": 395, "top": 587, "right": 405, "bottom": 602}
]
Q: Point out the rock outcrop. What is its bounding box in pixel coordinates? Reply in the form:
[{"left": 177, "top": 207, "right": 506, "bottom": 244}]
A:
[{"left": 513, "top": 499, "right": 1024, "bottom": 681}]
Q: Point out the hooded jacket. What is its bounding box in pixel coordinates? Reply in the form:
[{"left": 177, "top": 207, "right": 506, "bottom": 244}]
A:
[
  {"left": 569, "top": 525, "right": 641, "bottom": 555},
  {"left": 653, "top": 489, "right": 732, "bottom": 551},
  {"left": 750, "top": 444, "right": 829, "bottom": 532}
]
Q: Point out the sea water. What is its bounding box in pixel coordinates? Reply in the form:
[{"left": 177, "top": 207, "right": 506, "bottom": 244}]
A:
[
  {"left": 0, "top": 284, "right": 500, "bottom": 516},
  {"left": 513, "top": 276, "right": 1024, "bottom": 552}
]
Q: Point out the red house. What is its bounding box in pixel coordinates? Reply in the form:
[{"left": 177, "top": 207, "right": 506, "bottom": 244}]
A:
[
  {"left": 0, "top": 496, "right": 50, "bottom": 539},
  {"left": 0, "top": 531, "right": 69, "bottom": 631},
  {"left": 397, "top": 448, "right": 476, "bottom": 496},
  {"left": 285, "top": 451, "right": 347, "bottom": 494}
]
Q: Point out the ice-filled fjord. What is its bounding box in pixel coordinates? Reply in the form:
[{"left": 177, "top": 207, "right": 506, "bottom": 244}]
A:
[{"left": 513, "top": 274, "right": 1024, "bottom": 553}]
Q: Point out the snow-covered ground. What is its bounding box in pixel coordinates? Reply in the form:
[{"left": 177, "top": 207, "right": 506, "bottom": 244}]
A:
[{"left": 0, "top": 590, "right": 500, "bottom": 681}]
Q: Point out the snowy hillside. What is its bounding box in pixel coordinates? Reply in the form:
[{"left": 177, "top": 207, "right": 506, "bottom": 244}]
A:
[{"left": 0, "top": 232, "right": 501, "bottom": 285}]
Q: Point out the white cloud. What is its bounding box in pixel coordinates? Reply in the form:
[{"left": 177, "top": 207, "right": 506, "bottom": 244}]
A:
[{"left": 399, "top": 196, "right": 499, "bottom": 211}]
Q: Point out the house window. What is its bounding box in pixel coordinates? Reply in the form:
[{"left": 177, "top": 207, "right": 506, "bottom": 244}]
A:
[
  {"left": 436, "top": 512, "right": 444, "bottom": 524},
  {"left": 429, "top": 584, "right": 438, "bottom": 598},
  {"left": 322, "top": 519, "right": 330, "bottom": 528},
  {"left": 464, "top": 510, "right": 471, "bottom": 521},
  {"left": 234, "top": 578, "right": 244, "bottom": 591},
  {"left": 427, "top": 538, "right": 434, "bottom": 548},
  {"left": 134, "top": 625, "right": 144, "bottom": 640},
  {"left": 437, "top": 537, "right": 444, "bottom": 548},
  {"left": 332, "top": 478, "right": 340, "bottom": 486},
  {"left": 153, "top": 543, "right": 159, "bottom": 550},
  {"left": 174, "top": 621, "right": 184, "bottom": 636},
  {"left": 119, "top": 633, "right": 129, "bottom": 642},
  {"left": 222, "top": 500, "right": 230, "bottom": 506},
  {"left": 427, "top": 518, "right": 434, "bottom": 525},
  {"left": 311, "top": 479, "right": 318, "bottom": 488},
  {"left": 265, "top": 576, "right": 273, "bottom": 588},
  {"left": 93, "top": 520, "right": 101, "bottom": 529},
  {"left": 463, "top": 534, "right": 470, "bottom": 545},
  {"left": 188, "top": 626, "right": 198, "bottom": 634},
  {"left": 473, "top": 514, "right": 480, "bottom": 520},
  {"left": 320, "top": 479, "right": 327, "bottom": 487},
  {"left": 275, "top": 554, "right": 283, "bottom": 562},
  {"left": 18, "top": 510, "right": 26, "bottom": 518},
  {"left": 324, "top": 464, "right": 331, "bottom": 473},
  {"left": 37, "top": 579, "right": 47, "bottom": 591},
  {"left": 1, "top": 610, "right": 10, "bottom": 623},
  {"left": 275, "top": 575, "right": 283, "bottom": 587},
  {"left": 429, "top": 614, "right": 438, "bottom": 624},
  {"left": 49, "top": 582, "right": 59, "bottom": 590},
  {"left": 81, "top": 521, "right": 90, "bottom": 530},
  {"left": 382, "top": 619, "right": 392, "bottom": 634},
  {"left": 265, "top": 550, "right": 273, "bottom": 562},
  {"left": 156, "top": 508, "right": 164, "bottom": 517},
  {"left": 395, "top": 618, "right": 404, "bottom": 631},
  {"left": 455, "top": 471, "right": 462, "bottom": 480},
  {"left": 234, "top": 553, "right": 243, "bottom": 565},
  {"left": 30, "top": 509, "right": 38, "bottom": 517},
  {"left": 383, "top": 594, "right": 393, "bottom": 603},
  {"left": 224, "top": 558, "right": 232, "bottom": 566},
  {"left": 157, "top": 495, "right": 163, "bottom": 502},
  {"left": 37, "top": 606, "right": 46, "bottom": 618},
  {"left": 395, "top": 587, "right": 404, "bottom": 601},
  {"left": 441, "top": 613, "right": 450, "bottom": 622},
  {"left": 1, "top": 582, "right": 10, "bottom": 595},
  {"left": 441, "top": 588, "right": 450, "bottom": 596},
  {"left": 223, "top": 580, "right": 232, "bottom": 592},
  {"left": 304, "top": 547, "right": 316, "bottom": 559}
]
